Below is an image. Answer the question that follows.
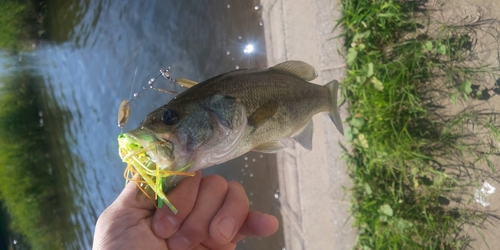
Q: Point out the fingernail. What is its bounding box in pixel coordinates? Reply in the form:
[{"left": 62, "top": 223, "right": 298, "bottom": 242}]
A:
[
  {"left": 217, "top": 216, "right": 236, "bottom": 240},
  {"left": 154, "top": 215, "right": 177, "bottom": 238},
  {"left": 169, "top": 235, "right": 191, "bottom": 250}
]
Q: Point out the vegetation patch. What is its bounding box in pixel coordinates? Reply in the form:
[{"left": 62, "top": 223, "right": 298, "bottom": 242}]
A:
[
  {"left": 0, "top": 0, "right": 41, "bottom": 52},
  {"left": 339, "top": 0, "right": 499, "bottom": 248},
  {"left": 0, "top": 71, "right": 72, "bottom": 250}
]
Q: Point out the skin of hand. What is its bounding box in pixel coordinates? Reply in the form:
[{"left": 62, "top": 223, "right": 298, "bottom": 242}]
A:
[{"left": 92, "top": 171, "right": 279, "bottom": 250}]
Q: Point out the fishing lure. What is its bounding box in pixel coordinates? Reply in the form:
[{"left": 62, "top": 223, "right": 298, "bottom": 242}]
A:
[
  {"left": 117, "top": 68, "right": 197, "bottom": 213},
  {"left": 117, "top": 68, "right": 178, "bottom": 129},
  {"left": 117, "top": 68, "right": 198, "bottom": 129}
]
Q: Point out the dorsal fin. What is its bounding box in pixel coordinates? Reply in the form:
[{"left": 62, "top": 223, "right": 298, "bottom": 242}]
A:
[{"left": 270, "top": 60, "right": 318, "bottom": 81}]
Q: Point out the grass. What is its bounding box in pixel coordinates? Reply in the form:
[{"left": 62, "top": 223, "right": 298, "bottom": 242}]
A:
[
  {"left": 0, "top": 71, "right": 72, "bottom": 250},
  {"left": 339, "top": 0, "right": 499, "bottom": 249},
  {"left": 0, "top": 0, "right": 39, "bottom": 53}
]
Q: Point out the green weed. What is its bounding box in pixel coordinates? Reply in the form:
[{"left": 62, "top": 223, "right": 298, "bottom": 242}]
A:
[
  {"left": 0, "top": 72, "right": 73, "bottom": 250},
  {"left": 339, "top": 0, "right": 499, "bottom": 249},
  {"left": 0, "top": 0, "right": 38, "bottom": 52}
]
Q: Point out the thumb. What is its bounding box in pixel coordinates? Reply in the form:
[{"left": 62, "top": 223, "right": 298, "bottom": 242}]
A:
[
  {"left": 112, "top": 178, "right": 157, "bottom": 212},
  {"left": 93, "top": 179, "right": 155, "bottom": 250}
]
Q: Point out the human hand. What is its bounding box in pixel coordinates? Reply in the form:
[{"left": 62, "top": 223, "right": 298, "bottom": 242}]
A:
[{"left": 92, "top": 171, "right": 279, "bottom": 250}]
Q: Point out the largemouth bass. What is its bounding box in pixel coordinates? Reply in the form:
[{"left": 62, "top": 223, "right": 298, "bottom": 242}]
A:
[{"left": 118, "top": 60, "right": 343, "bottom": 213}]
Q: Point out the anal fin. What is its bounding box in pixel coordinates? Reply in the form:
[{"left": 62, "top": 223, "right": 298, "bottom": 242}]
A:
[{"left": 293, "top": 120, "right": 314, "bottom": 150}]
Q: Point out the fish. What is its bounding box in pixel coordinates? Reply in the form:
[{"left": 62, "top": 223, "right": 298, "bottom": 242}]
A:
[{"left": 118, "top": 60, "right": 343, "bottom": 213}]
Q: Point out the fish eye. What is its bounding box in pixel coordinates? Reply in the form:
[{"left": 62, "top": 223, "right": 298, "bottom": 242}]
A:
[{"left": 161, "top": 109, "right": 179, "bottom": 125}]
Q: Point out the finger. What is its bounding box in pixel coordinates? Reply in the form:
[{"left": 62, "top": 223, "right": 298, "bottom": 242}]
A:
[
  {"left": 233, "top": 211, "right": 279, "bottom": 242},
  {"left": 192, "top": 245, "right": 209, "bottom": 250},
  {"left": 167, "top": 175, "right": 228, "bottom": 250},
  {"left": 198, "top": 181, "right": 249, "bottom": 249},
  {"left": 206, "top": 181, "right": 249, "bottom": 246},
  {"left": 202, "top": 242, "right": 237, "bottom": 250},
  {"left": 232, "top": 234, "right": 246, "bottom": 244},
  {"left": 152, "top": 171, "right": 202, "bottom": 238},
  {"left": 94, "top": 177, "right": 160, "bottom": 249},
  {"left": 112, "top": 175, "right": 158, "bottom": 211}
]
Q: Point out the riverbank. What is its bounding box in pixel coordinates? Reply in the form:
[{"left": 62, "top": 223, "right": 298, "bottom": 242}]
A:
[
  {"left": 262, "top": 0, "right": 500, "bottom": 249},
  {"left": 341, "top": 0, "right": 500, "bottom": 248},
  {"left": 0, "top": 69, "right": 75, "bottom": 249},
  {"left": 0, "top": 0, "right": 45, "bottom": 53}
]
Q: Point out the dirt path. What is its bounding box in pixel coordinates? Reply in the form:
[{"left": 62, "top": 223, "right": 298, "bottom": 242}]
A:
[{"left": 428, "top": 0, "right": 500, "bottom": 249}]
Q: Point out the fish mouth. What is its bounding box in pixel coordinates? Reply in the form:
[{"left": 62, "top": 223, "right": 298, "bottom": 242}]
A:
[
  {"left": 118, "top": 129, "right": 175, "bottom": 169},
  {"left": 117, "top": 128, "right": 195, "bottom": 214}
]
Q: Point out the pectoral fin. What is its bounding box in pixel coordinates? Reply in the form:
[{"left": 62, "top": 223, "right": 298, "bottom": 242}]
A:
[
  {"left": 248, "top": 101, "right": 278, "bottom": 131},
  {"left": 271, "top": 61, "right": 318, "bottom": 81},
  {"left": 252, "top": 141, "right": 286, "bottom": 153},
  {"left": 293, "top": 120, "right": 314, "bottom": 150},
  {"left": 176, "top": 78, "right": 198, "bottom": 88}
]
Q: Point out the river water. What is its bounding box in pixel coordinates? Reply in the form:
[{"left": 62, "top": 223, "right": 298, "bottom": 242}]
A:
[{"left": 4, "top": 0, "right": 284, "bottom": 249}]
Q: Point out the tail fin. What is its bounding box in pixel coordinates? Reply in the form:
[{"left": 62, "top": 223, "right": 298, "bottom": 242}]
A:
[{"left": 325, "top": 80, "right": 344, "bottom": 135}]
